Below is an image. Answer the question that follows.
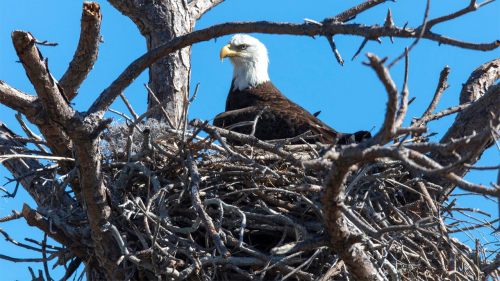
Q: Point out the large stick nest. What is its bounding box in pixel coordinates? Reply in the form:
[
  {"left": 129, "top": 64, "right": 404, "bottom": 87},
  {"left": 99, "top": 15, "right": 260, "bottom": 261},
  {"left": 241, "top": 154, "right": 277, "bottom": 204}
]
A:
[{"left": 98, "top": 119, "right": 496, "bottom": 280}]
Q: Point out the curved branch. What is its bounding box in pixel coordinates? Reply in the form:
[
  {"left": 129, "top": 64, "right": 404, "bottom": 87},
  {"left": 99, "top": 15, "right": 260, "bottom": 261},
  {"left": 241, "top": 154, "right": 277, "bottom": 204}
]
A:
[
  {"left": 0, "top": 81, "right": 37, "bottom": 115},
  {"left": 12, "top": 31, "right": 75, "bottom": 124},
  {"left": 88, "top": 20, "right": 498, "bottom": 116},
  {"left": 422, "top": 66, "right": 451, "bottom": 117},
  {"left": 365, "top": 53, "right": 398, "bottom": 144},
  {"left": 426, "top": 0, "right": 496, "bottom": 30},
  {"left": 59, "top": 2, "right": 102, "bottom": 100}
]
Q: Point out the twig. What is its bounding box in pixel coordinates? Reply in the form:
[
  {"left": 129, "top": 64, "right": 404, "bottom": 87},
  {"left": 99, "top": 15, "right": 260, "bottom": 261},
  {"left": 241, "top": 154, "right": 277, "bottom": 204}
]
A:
[
  {"left": 422, "top": 66, "right": 451, "bottom": 118},
  {"left": 42, "top": 233, "right": 53, "bottom": 281},
  {"left": 250, "top": 106, "right": 267, "bottom": 137},
  {"left": 326, "top": 35, "right": 344, "bottom": 65},
  {"left": 0, "top": 210, "right": 22, "bottom": 222},
  {"left": 395, "top": 48, "right": 410, "bottom": 128},
  {"left": 187, "top": 153, "right": 229, "bottom": 257},
  {"left": 366, "top": 53, "right": 399, "bottom": 144},
  {"left": 387, "top": 0, "right": 431, "bottom": 68},
  {"left": 352, "top": 38, "right": 369, "bottom": 61},
  {"left": 204, "top": 198, "right": 247, "bottom": 248},
  {"left": 426, "top": 0, "right": 496, "bottom": 30},
  {"left": 0, "top": 154, "right": 74, "bottom": 163},
  {"left": 15, "top": 113, "right": 48, "bottom": 154},
  {"left": 144, "top": 84, "right": 175, "bottom": 128},
  {"left": 0, "top": 254, "right": 48, "bottom": 263},
  {"left": 119, "top": 93, "right": 139, "bottom": 120},
  {"left": 281, "top": 247, "right": 325, "bottom": 280},
  {"left": 34, "top": 40, "right": 58, "bottom": 46}
]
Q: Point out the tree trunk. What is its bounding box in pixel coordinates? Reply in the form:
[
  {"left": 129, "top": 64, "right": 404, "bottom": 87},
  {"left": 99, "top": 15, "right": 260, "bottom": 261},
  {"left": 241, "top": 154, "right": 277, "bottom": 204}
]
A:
[{"left": 108, "top": 0, "right": 194, "bottom": 126}]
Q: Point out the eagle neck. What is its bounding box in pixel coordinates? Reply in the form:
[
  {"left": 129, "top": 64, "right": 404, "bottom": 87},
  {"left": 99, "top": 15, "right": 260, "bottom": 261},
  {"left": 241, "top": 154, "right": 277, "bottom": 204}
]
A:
[{"left": 232, "top": 59, "right": 270, "bottom": 91}]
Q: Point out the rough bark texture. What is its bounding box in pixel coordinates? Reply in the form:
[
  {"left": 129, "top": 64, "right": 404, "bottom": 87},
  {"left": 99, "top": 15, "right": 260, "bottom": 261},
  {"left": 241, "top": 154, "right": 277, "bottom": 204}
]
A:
[
  {"left": 322, "top": 164, "right": 384, "bottom": 281},
  {"left": 10, "top": 26, "right": 120, "bottom": 278},
  {"left": 108, "top": 0, "right": 194, "bottom": 126},
  {"left": 433, "top": 59, "right": 500, "bottom": 198},
  {"left": 459, "top": 58, "right": 500, "bottom": 104},
  {"left": 59, "top": 2, "right": 102, "bottom": 100}
]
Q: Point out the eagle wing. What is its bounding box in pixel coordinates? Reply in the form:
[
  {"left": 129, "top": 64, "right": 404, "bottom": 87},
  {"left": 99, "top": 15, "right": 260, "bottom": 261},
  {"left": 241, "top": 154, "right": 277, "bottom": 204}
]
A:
[{"left": 214, "top": 81, "right": 344, "bottom": 143}]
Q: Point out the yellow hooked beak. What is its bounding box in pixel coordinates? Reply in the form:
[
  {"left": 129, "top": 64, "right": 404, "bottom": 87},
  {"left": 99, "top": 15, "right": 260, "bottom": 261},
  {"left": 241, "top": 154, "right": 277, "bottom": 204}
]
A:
[{"left": 220, "top": 44, "right": 239, "bottom": 61}]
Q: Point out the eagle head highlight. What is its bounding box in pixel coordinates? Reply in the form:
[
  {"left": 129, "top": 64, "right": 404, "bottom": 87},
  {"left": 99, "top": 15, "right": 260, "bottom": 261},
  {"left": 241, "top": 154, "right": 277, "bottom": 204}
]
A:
[{"left": 220, "top": 34, "right": 270, "bottom": 91}]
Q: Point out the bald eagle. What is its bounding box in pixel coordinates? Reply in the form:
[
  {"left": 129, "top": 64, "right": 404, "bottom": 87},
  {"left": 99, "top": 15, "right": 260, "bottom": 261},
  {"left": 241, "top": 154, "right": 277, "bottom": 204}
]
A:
[{"left": 214, "top": 34, "right": 370, "bottom": 145}]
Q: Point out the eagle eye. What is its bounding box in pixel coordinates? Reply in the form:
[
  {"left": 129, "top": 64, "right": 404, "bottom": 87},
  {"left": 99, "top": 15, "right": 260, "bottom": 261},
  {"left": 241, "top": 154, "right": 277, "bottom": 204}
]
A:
[{"left": 239, "top": 44, "right": 248, "bottom": 50}]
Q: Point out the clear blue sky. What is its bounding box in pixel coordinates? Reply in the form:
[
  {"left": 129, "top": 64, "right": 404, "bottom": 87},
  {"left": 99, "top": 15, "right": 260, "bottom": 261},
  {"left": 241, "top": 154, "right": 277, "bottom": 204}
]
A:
[{"left": 0, "top": 1, "right": 498, "bottom": 280}]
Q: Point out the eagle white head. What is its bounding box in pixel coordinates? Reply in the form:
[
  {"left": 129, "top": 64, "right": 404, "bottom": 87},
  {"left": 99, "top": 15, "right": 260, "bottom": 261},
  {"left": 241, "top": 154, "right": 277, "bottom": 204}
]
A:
[{"left": 220, "top": 34, "right": 270, "bottom": 91}]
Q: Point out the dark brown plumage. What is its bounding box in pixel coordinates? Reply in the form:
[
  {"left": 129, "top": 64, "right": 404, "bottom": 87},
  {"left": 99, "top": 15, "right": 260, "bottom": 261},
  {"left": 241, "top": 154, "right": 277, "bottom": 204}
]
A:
[
  {"left": 215, "top": 34, "right": 370, "bottom": 144},
  {"left": 214, "top": 81, "right": 370, "bottom": 144}
]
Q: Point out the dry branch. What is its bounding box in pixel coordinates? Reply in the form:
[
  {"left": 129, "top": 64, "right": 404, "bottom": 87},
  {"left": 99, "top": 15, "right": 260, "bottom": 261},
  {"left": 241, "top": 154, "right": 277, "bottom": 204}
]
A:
[
  {"left": 365, "top": 53, "right": 399, "bottom": 145},
  {"left": 8, "top": 32, "right": 74, "bottom": 160},
  {"left": 12, "top": 31, "right": 75, "bottom": 123},
  {"left": 0, "top": 122, "right": 69, "bottom": 206},
  {"left": 0, "top": 81, "right": 37, "bottom": 114},
  {"left": 89, "top": 17, "right": 499, "bottom": 116},
  {"left": 59, "top": 2, "right": 102, "bottom": 100},
  {"left": 435, "top": 83, "right": 500, "bottom": 197}
]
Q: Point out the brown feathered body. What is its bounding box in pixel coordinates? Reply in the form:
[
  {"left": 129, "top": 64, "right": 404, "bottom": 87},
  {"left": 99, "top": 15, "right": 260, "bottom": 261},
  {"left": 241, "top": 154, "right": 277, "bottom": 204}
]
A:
[
  {"left": 215, "top": 34, "right": 370, "bottom": 144},
  {"left": 214, "top": 81, "right": 347, "bottom": 143}
]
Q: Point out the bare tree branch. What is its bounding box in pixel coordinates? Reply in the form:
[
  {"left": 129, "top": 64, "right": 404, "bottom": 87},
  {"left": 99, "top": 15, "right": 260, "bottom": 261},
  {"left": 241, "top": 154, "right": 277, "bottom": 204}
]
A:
[
  {"left": 0, "top": 81, "right": 37, "bottom": 114},
  {"left": 426, "top": 0, "right": 496, "bottom": 30},
  {"left": 387, "top": 0, "right": 431, "bottom": 68},
  {"left": 366, "top": 53, "right": 398, "bottom": 144},
  {"left": 434, "top": 83, "right": 500, "bottom": 197},
  {"left": 11, "top": 31, "right": 75, "bottom": 124},
  {"left": 395, "top": 48, "right": 409, "bottom": 128},
  {"left": 6, "top": 32, "right": 75, "bottom": 167},
  {"left": 0, "top": 122, "right": 56, "bottom": 206},
  {"left": 326, "top": 36, "right": 344, "bottom": 65},
  {"left": 21, "top": 204, "right": 86, "bottom": 260},
  {"left": 59, "top": 2, "right": 102, "bottom": 100},
  {"left": 422, "top": 65, "right": 451, "bottom": 117},
  {"left": 88, "top": 19, "right": 499, "bottom": 116}
]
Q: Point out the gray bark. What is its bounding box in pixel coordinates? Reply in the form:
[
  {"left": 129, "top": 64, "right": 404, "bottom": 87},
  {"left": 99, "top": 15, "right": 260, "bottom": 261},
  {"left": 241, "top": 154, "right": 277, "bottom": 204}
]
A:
[
  {"left": 433, "top": 59, "right": 500, "bottom": 198},
  {"left": 108, "top": 0, "right": 195, "bottom": 126}
]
